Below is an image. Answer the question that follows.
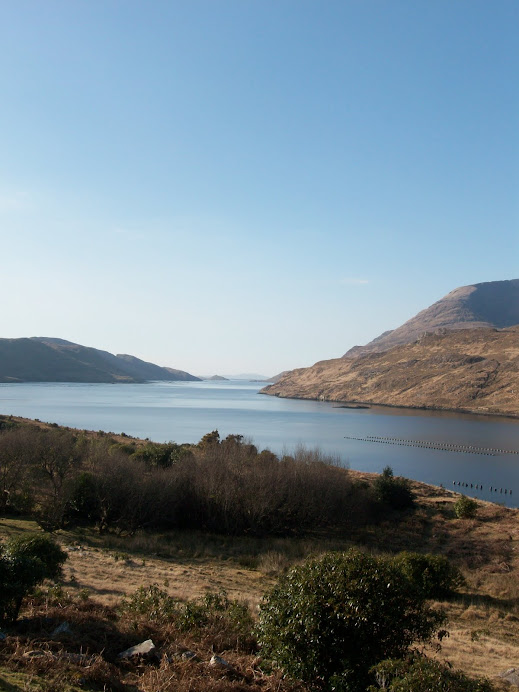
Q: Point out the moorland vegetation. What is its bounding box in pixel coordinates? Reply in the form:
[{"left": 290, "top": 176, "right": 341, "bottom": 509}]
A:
[
  {"left": 0, "top": 415, "right": 512, "bottom": 691},
  {"left": 0, "top": 418, "right": 412, "bottom": 536}
]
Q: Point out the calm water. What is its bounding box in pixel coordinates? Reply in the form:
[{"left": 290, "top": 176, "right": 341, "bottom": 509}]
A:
[{"left": 1, "top": 380, "right": 519, "bottom": 507}]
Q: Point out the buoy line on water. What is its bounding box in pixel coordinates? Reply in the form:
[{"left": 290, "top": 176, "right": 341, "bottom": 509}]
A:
[
  {"left": 343, "top": 435, "right": 519, "bottom": 457},
  {"left": 343, "top": 436, "right": 516, "bottom": 496}
]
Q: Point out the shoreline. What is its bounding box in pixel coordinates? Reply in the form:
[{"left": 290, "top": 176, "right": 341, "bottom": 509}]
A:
[
  {"left": 3, "top": 413, "right": 518, "bottom": 511},
  {"left": 259, "top": 390, "right": 519, "bottom": 422}
]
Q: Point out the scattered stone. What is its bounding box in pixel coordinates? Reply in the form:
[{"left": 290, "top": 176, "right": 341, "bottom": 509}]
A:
[
  {"left": 181, "top": 650, "right": 198, "bottom": 661},
  {"left": 170, "top": 649, "right": 199, "bottom": 662},
  {"left": 500, "top": 668, "right": 519, "bottom": 686},
  {"left": 51, "top": 621, "right": 73, "bottom": 637},
  {"left": 209, "top": 654, "right": 233, "bottom": 670},
  {"left": 118, "top": 639, "right": 157, "bottom": 659}
]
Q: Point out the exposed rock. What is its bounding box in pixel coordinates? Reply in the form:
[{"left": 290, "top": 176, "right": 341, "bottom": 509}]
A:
[
  {"left": 51, "top": 621, "right": 73, "bottom": 637},
  {"left": 209, "top": 654, "right": 233, "bottom": 670},
  {"left": 118, "top": 639, "right": 157, "bottom": 659},
  {"left": 180, "top": 650, "right": 198, "bottom": 661},
  {"left": 500, "top": 668, "right": 519, "bottom": 686},
  {"left": 171, "top": 649, "right": 199, "bottom": 661}
]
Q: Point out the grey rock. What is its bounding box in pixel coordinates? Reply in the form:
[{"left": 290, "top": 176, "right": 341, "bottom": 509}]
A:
[
  {"left": 500, "top": 668, "right": 519, "bottom": 686},
  {"left": 51, "top": 621, "right": 73, "bottom": 637},
  {"left": 180, "top": 650, "right": 198, "bottom": 661},
  {"left": 170, "top": 649, "right": 199, "bottom": 662},
  {"left": 118, "top": 639, "right": 156, "bottom": 659},
  {"left": 209, "top": 654, "right": 232, "bottom": 669}
]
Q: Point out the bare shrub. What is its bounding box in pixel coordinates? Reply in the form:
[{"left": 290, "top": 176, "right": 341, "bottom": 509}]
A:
[{"left": 0, "top": 427, "right": 39, "bottom": 513}]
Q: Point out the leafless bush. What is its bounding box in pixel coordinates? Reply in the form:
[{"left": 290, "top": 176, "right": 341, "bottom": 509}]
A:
[{"left": 0, "top": 424, "right": 379, "bottom": 537}]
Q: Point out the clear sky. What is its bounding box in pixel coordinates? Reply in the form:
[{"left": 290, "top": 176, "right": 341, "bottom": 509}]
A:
[{"left": 1, "top": 1, "right": 517, "bottom": 376}]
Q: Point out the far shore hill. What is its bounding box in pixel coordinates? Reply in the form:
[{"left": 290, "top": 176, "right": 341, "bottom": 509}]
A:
[
  {"left": 0, "top": 337, "right": 200, "bottom": 383},
  {"left": 262, "top": 280, "right": 519, "bottom": 418}
]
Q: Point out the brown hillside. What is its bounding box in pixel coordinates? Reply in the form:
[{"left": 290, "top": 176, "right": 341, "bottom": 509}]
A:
[
  {"left": 262, "top": 326, "right": 519, "bottom": 417},
  {"left": 345, "top": 279, "right": 519, "bottom": 357}
]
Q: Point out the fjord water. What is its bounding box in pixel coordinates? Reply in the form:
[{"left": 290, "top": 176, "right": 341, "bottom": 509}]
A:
[{"left": 1, "top": 380, "right": 519, "bottom": 507}]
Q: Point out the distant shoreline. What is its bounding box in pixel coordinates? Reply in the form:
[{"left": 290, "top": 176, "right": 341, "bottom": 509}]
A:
[{"left": 260, "top": 391, "right": 519, "bottom": 422}]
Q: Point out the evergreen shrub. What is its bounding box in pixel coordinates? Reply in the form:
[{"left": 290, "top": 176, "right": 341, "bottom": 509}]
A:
[{"left": 257, "top": 549, "right": 445, "bottom": 691}]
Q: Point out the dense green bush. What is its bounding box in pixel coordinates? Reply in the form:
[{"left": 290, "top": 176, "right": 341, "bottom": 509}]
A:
[
  {"left": 0, "top": 533, "right": 67, "bottom": 623},
  {"left": 374, "top": 466, "right": 414, "bottom": 510},
  {"left": 454, "top": 495, "right": 478, "bottom": 519},
  {"left": 257, "top": 549, "right": 445, "bottom": 691},
  {"left": 392, "top": 551, "right": 465, "bottom": 599},
  {"left": 119, "top": 583, "right": 177, "bottom": 621},
  {"left": 368, "top": 656, "right": 496, "bottom": 691}
]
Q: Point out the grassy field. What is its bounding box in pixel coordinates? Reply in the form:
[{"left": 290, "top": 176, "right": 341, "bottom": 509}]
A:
[{"left": 0, "top": 476, "right": 518, "bottom": 690}]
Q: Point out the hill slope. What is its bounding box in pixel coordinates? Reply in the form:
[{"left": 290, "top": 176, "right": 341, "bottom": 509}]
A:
[
  {"left": 0, "top": 337, "right": 200, "bottom": 383},
  {"left": 262, "top": 326, "right": 519, "bottom": 417},
  {"left": 345, "top": 279, "right": 519, "bottom": 357}
]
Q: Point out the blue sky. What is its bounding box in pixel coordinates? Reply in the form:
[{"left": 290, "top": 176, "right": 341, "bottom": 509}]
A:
[{"left": 1, "top": 1, "right": 517, "bottom": 376}]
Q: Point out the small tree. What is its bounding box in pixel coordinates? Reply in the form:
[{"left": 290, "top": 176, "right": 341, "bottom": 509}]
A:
[
  {"left": 374, "top": 466, "right": 414, "bottom": 510},
  {"left": 257, "top": 549, "right": 446, "bottom": 691},
  {"left": 0, "top": 534, "right": 67, "bottom": 623},
  {"left": 454, "top": 495, "right": 478, "bottom": 519}
]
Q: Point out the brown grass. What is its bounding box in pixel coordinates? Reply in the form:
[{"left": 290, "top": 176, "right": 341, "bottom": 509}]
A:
[{"left": 2, "top": 475, "right": 519, "bottom": 689}]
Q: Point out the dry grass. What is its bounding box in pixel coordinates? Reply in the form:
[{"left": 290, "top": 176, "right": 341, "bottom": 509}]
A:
[
  {"left": 62, "top": 546, "right": 273, "bottom": 610},
  {"left": 2, "top": 476, "right": 519, "bottom": 689},
  {"left": 426, "top": 601, "right": 519, "bottom": 690}
]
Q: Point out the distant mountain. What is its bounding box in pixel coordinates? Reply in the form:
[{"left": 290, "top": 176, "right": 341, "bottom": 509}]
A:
[
  {"left": 115, "top": 355, "right": 198, "bottom": 382},
  {"left": 164, "top": 367, "right": 202, "bottom": 381},
  {"left": 0, "top": 337, "right": 200, "bottom": 383},
  {"left": 225, "top": 373, "right": 269, "bottom": 380},
  {"left": 262, "top": 279, "right": 519, "bottom": 417},
  {"left": 344, "top": 279, "right": 519, "bottom": 357},
  {"left": 203, "top": 375, "right": 229, "bottom": 381},
  {"left": 265, "top": 370, "right": 289, "bottom": 383},
  {"left": 262, "top": 326, "right": 519, "bottom": 417}
]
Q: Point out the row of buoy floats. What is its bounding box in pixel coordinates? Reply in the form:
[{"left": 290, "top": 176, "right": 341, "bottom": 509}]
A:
[
  {"left": 344, "top": 435, "right": 519, "bottom": 457},
  {"left": 452, "top": 481, "right": 512, "bottom": 495}
]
